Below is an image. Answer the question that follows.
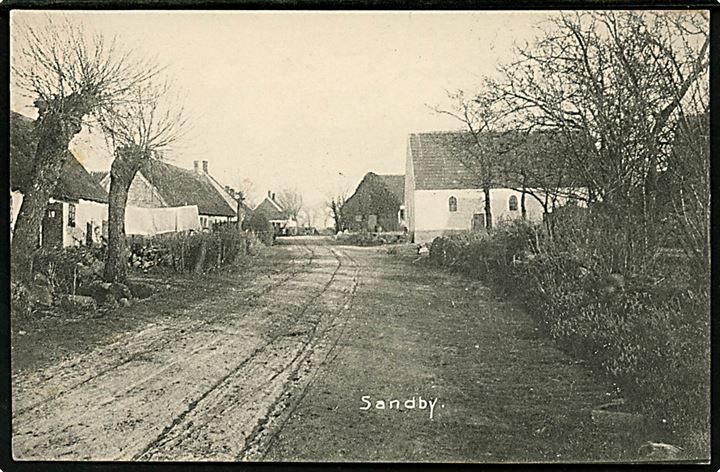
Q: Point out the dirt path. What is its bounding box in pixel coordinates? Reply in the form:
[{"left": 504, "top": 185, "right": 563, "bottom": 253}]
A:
[
  {"left": 13, "top": 237, "right": 643, "bottom": 462},
  {"left": 13, "top": 239, "right": 360, "bottom": 460}
]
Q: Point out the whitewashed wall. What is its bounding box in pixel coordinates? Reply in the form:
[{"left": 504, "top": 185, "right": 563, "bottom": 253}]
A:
[
  {"left": 10, "top": 191, "right": 23, "bottom": 235},
  {"left": 411, "top": 188, "right": 545, "bottom": 243},
  {"left": 68, "top": 200, "right": 109, "bottom": 246},
  {"left": 410, "top": 187, "right": 587, "bottom": 243}
]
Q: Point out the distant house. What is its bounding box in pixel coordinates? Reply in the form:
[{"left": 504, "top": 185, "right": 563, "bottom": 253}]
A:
[
  {"left": 342, "top": 172, "right": 406, "bottom": 232},
  {"left": 10, "top": 111, "right": 109, "bottom": 248},
  {"left": 254, "top": 191, "right": 297, "bottom": 236},
  {"left": 405, "top": 131, "right": 585, "bottom": 243},
  {"left": 96, "top": 159, "right": 237, "bottom": 231}
]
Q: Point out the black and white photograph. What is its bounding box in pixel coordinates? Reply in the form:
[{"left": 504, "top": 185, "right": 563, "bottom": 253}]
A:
[{"left": 7, "top": 9, "right": 711, "bottom": 463}]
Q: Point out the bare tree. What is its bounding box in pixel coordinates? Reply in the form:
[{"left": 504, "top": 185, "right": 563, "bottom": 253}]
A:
[
  {"left": 101, "top": 81, "right": 188, "bottom": 284},
  {"left": 326, "top": 192, "right": 348, "bottom": 234},
  {"left": 498, "top": 130, "right": 588, "bottom": 237},
  {"left": 235, "top": 177, "right": 256, "bottom": 208},
  {"left": 491, "top": 10, "right": 708, "bottom": 272},
  {"left": 301, "top": 207, "right": 317, "bottom": 229},
  {"left": 10, "top": 15, "right": 162, "bottom": 281},
  {"left": 431, "top": 89, "right": 513, "bottom": 229},
  {"left": 276, "top": 188, "right": 303, "bottom": 221}
]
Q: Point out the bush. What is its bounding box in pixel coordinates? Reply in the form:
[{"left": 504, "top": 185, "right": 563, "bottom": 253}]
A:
[
  {"left": 334, "top": 231, "right": 409, "bottom": 246},
  {"left": 128, "top": 227, "right": 257, "bottom": 274},
  {"left": 31, "top": 245, "right": 106, "bottom": 295},
  {"left": 429, "top": 218, "right": 709, "bottom": 448},
  {"left": 243, "top": 212, "right": 274, "bottom": 246}
]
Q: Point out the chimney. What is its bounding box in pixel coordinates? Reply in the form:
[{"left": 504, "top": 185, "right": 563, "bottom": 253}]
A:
[
  {"left": 268, "top": 190, "right": 272, "bottom": 199},
  {"left": 193, "top": 160, "right": 200, "bottom": 173},
  {"left": 202, "top": 160, "right": 208, "bottom": 174},
  {"left": 272, "top": 192, "right": 276, "bottom": 201}
]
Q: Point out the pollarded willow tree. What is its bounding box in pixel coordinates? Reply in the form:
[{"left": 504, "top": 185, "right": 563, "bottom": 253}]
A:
[
  {"left": 11, "top": 14, "right": 162, "bottom": 281},
  {"left": 100, "top": 81, "right": 188, "bottom": 284},
  {"left": 491, "top": 10, "right": 709, "bottom": 273}
]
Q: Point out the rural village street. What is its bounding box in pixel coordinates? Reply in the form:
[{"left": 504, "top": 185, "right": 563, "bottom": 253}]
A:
[{"left": 12, "top": 236, "right": 642, "bottom": 462}]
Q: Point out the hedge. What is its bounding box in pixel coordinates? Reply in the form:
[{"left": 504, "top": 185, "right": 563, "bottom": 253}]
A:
[{"left": 429, "top": 217, "right": 709, "bottom": 453}]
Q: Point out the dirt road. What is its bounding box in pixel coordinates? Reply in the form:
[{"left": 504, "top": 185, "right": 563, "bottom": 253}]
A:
[{"left": 12, "top": 236, "right": 643, "bottom": 462}]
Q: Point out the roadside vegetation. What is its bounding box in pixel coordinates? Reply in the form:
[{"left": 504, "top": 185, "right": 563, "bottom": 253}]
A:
[
  {"left": 12, "top": 227, "right": 267, "bottom": 318},
  {"left": 429, "top": 215, "right": 708, "bottom": 457},
  {"left": 428, "top": 11, "right": 709, "bottom": 459}
]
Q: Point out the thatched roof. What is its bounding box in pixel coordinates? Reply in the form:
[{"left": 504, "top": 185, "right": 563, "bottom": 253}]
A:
[
  {"left": 374, "top": 174, "right": 405, "bottom": 203},
  {"left": 342, "top": 172, "right": 404, "bottom": 216},
  {"left": 140, "top": 159, "right": 237, "bottom": 217},
  {"left": 10, "top": 111, "right": 109, "bottom": 203},
  {"left": 254, "top": 197, "right": 287, "bottom": 221}
]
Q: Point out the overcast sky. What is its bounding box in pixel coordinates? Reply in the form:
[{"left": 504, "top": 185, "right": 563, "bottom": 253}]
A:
[{"left": 11, "top": 10, "right": 549, "bottom": 212}]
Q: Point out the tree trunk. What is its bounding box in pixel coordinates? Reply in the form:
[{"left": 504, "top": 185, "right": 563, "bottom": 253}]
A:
[
  {"left": 11, "top": 98, "right": 89, "bottom": 282},
  {"left": 483, "top": 185, "right": 493, "bottom": 229},
  {"left": 521, "top": 178, "right": 527, "bottom": 220},
  {"left": 11, "top": 113, "right": 83, "bottom": 281},
  {"left": 104, "top": 148, "right": 144, "bottom": 284}
]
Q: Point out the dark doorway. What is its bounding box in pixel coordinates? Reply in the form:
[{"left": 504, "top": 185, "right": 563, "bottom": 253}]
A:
[
  {"left": 42, "top": 201, "right": 64, "bottom": 248},
  {"left": 472, "top": 213, "right": 486, "bottom": 231},
  {"left": 367, "top": 214, "right": 377, "bottom": 231}
]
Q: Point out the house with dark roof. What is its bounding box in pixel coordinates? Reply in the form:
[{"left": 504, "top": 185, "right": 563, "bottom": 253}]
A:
[
  {"left": 406, "top": 130, "right": 585, "bottom": 243},
  {"left": 10, "top": 111, "right": 110, "bottom": 248},
  {"left": 96, "top": 159, "right": 238, "bottom": 230},
  {"left": 254, "top": 191, "right": 297, "bottom": 236},
  {"left": 342, "top": 172, "right": 406, "bottom": 232}
]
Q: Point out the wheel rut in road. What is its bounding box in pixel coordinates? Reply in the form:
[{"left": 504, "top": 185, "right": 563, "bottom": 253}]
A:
[
  {"left": 136, "top": 247, "right": 360, "bottom": 461},
  {"left": 12, "top": 243, "right": 360, "bottom": 461}
]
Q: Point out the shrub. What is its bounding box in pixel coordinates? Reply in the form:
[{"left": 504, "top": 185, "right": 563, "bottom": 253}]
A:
[
  {"left": 243, "top": 212, "right": 274, "bottom": 246},
  {"left": 128, "top": 227, "right": 256, "bottom": 274},
  {"left": 334, "top": 231, "right": 409, "bottom": 246},
  {"left": 31, "top": 245, "right": 106, "bottom": 295},
  {"left": 429, "top": 218, "right": 709, "bottom": 448}
]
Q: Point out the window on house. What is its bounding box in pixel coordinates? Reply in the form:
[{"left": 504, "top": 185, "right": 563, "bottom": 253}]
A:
[
  {"left": 68, "top": 203, "right": 76, "bottom": 227},
  {"left": 399, "top": 208, "right": 405, "bottom": 219},
  {"left": 509, "top": 195, "right": 519, "bottom": 211},
  {"left": 448, "top": 196, "right": 458, "bottom": 212}
]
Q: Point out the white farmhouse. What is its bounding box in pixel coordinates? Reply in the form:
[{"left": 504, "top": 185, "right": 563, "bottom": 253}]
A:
[{"left": 405, "top": 131, "right": 583, "bottom": 244}]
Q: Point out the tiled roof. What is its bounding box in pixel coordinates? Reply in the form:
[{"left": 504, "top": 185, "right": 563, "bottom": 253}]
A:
[
  {"left": 408, "top": 131, "right": 496, "bottom": 190},
  {"left": 140, "top": 159, "right": 237, "bottom": 217},
  {"left": 10, "top": 111, "right": 109, "bottom": 203},
  {"left": 408, "top": 130, "right": 585, "bottom": 190}
]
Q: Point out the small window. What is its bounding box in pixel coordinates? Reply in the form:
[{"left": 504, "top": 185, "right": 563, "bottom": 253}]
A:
[
  {"left": 509, "top": 195, "right": 518, "bottom": 212},
  {"left": 68, "top": 204, "right": 76, "bottom": 227},
  {"left": 399, "top": 208, "right": 405, "bottom": 219},
  {"left": 448, "top": 196, "right": 458, "bottom": 212}
]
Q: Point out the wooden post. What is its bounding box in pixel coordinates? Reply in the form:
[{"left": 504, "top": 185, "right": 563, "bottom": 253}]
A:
[
  {"left": 180, "top": 235, "right": 186, "bottom": 273},
  {"left": 217, "top": 235, "right": 222, "bottom": 269},
  {"left": 194, "top": 238, "right": 207, "bottom": 274}
]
